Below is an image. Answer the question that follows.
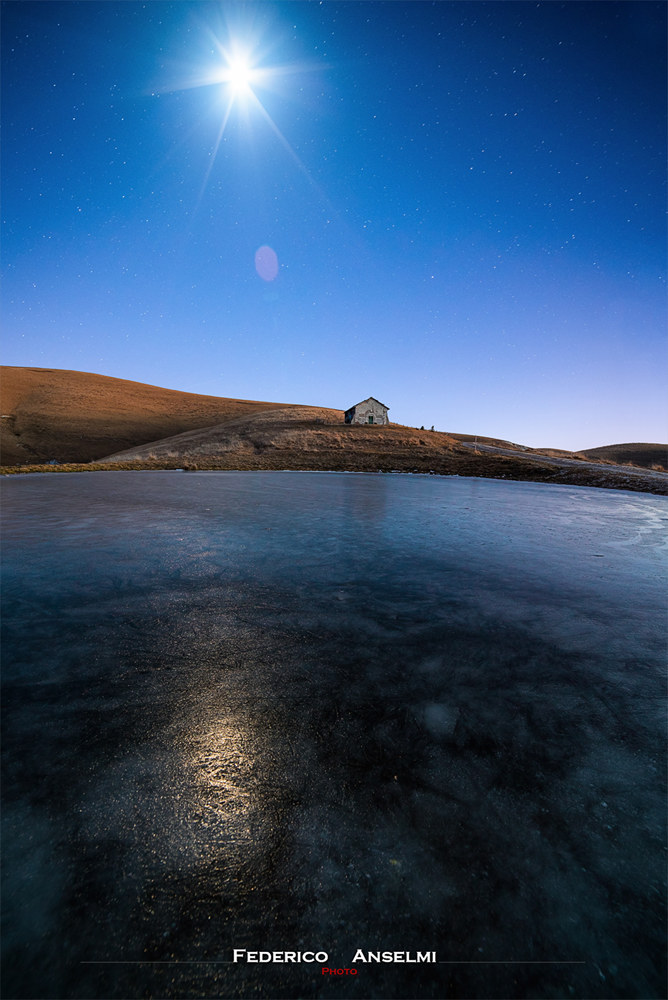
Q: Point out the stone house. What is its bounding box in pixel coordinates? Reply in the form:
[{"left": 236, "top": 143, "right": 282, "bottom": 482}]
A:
[{"left": 344, "top": 397, "right": 390, "bottom": 425}]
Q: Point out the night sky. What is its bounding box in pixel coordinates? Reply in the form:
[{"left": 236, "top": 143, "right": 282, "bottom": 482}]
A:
[{"left": 2, "top": 1, "right": 666, "bottom": 449}]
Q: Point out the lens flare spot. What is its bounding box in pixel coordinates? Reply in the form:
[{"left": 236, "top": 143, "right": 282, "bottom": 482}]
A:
[{"left": 255, "top": 245, "right": 279, "bottom": 282}]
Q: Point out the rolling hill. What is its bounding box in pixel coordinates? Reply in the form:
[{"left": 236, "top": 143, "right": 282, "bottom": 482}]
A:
[
  {"left": 581, "top": 442, "right": 667, "bottom": 471},
  {"left": 1, "top": 367, "right": 666, "bottom": 495},
  {"left": 0, "top": 367, "right": 290, "bottom": 465}
]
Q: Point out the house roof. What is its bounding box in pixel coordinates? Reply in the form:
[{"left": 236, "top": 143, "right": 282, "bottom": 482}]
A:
[{"left": 347, "top": 397, "right": 390, "bottom": 410}]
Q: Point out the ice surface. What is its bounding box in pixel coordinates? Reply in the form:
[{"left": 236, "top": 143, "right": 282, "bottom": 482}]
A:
[{"left": 1, "top": 472, "right": 666, "bottom": 999}]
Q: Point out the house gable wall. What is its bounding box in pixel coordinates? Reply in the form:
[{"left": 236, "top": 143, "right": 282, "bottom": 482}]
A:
[{"left": 344, "top": 397, "right": 389, "bottom": 425}]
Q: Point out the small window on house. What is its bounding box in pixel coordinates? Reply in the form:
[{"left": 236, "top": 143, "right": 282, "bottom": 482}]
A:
[{"left": 368, "top": 415, "right": 374, "bottom": 424}]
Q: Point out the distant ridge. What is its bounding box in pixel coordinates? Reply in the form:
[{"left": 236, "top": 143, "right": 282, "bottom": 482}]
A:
[{"left": 581, "top": 443, "right": 667, "bottom": 472}]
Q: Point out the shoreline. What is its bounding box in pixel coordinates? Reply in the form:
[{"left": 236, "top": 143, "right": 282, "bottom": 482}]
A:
[{"left": 2, "top": 460, "right": 666, "bottom": 496}]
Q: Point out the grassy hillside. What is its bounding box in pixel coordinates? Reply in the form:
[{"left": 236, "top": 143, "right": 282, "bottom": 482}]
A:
[
  {"left": 101, "top": 406, "right": 460, "bottom": 466},
  {"left": 2, "top": 368, "right": 666, "bottom": 495},
  {"left": 0, "top": 367, "right": 290, "bottom": 465},
  {"left": 581, "top": 443, "right": 667, "bottom": 471}
]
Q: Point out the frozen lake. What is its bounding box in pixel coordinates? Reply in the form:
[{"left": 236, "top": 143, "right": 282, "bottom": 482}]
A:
[{"left": 2, "top": 472, "right": 666, "bottom": 999}]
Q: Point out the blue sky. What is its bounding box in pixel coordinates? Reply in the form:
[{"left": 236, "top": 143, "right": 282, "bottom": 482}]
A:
[{"left": 2, "top": 1, "right": 666, "bottom": 449}]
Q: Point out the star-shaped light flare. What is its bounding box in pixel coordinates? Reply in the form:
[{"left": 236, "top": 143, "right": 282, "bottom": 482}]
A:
[{"left": 170, "top": 27, "right": 323, "bottom": 207}]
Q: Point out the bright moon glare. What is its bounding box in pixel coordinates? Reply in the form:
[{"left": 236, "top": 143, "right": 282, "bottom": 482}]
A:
[
  {"left": 187, "top": 30, "right": 323, "bottom": 210},
  {"left": 226, "top": 55, "right": 255, "bottom": 96}
]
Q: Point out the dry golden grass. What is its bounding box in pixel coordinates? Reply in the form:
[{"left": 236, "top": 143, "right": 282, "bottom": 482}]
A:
[
  {"left": 0, "top": 366, "right": 295, "bottom": 464},
  {"left": 2, "top": 368, "right": 666, "bottom": 495},
  {"left": 101, "top": 406, "right": 459, "bottom": 464},
  {"left": 581, "top": 442, "right": 668, "bottom": 471},
  {"left": 535, "top": 448, "right": 609, "bottom": 463}
]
